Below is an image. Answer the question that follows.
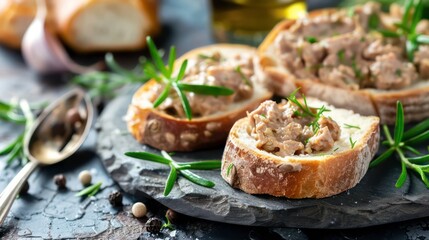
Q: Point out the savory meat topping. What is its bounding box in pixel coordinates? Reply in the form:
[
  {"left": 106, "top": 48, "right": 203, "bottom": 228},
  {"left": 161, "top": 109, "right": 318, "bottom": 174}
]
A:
[
  {"left": 273, "top": 2, "right": 429, "bottom": 91},
  {"left": 157, "top": 51, "right": 254, "bottom": 118},
  {"left": 247, "top": 100, "right": 341, "bottom": 157},
  {"left": 370, "top": 53, "right": 418, "bottom": 89}
]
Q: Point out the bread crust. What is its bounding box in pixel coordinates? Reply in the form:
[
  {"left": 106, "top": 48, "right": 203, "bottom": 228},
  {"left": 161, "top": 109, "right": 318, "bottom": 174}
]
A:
[
  {"left": 221, "top": 109, "right": 380, "bottom": 199},
  {"left": 127, "top": 44, "right": 273, "bottom": 152},
  {"left": 258, "top": 8, "right": 429, "bottom": 124}
]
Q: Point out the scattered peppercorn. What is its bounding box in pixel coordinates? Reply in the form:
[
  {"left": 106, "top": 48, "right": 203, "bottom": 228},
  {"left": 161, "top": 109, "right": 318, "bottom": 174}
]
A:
[
  {"left": 132, "top": 202, "right": 147, "bottom": 218},
  {"left": 108, "top": 191, "right": 123, "bottom": 207},
  {"left": 166, "top": 209, "right": 179, "bottom": 224},
  {"left": 146, "top": 217, "right": 162, "bottom": 233},
  {"left": 66, "top": 108, "right": 82, "bottom": 126},
  {"left": 53, "top": 174, "right": 66, "bottom": 188},
  {"left": 19, "top": 180, "right": 29, "bottom": 195},
  {"left": 78, "top": 170, "right": 92, "bottom": 186}
]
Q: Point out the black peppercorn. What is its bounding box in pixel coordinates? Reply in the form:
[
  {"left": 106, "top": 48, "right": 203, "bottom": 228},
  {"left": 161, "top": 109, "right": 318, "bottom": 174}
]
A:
[
  {"left": 146, "top": 217, "right": 162, "bottom": 233},
  {"left": 19, "top": 180, "right": 29, "bottom": 195},
  {"left": 166, "top": 209, "right": 179, "bottom": 224},
  {"left": 108, "top": 191, "right": 123, "bottom": 207},
  {"left": 53, "top": 174, "right": 66, "bottom": 188}
]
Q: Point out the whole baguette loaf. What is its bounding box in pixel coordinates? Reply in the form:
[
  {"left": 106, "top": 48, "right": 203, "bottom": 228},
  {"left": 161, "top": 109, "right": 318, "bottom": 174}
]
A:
[
  {"left": 221, "top": 99, "right": 380, "bottom": 198},
  {"left": 258, "top": 8, "right": 429, "bottom": 124},
  {"left": 127, "top": 44, "right": 273, "bottom": 152}
]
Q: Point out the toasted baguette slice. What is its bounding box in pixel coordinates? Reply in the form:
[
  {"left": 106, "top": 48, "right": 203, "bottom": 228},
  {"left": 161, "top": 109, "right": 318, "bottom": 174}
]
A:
[
  {"left": 51, "top": 0, "right": 159, "bottom": 52},
  {"left": 221, "top": 99, "right": 380, "bottom": 198},
  {"left": 127, "top": 44, "right": 273, "bottom": 152},
  {"left": 258, "top": 8, "right": 429, "bottom": 124}
]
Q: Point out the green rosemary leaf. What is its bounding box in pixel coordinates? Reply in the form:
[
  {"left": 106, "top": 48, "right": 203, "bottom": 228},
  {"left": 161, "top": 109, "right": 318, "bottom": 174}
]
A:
[
  {"left": 402, "top": 0, "right": 414, "bottom": 28},
  {"left": 305, "top": 36, "right": 318, "bottom": 44},
  {"left": 235, "top": 66, "right": 252, "bottom": 86},
  {"left": 406, "top": 39, "right": 418, "bottom": 61},
  {"left": 409, "top": 154, "right": 429, "bottom": 163},
  {"left": 76, "top": 182, "right": 102, "bottom": 197},
  {"left": 0, "top": 101, "right": 12, "bottom": 111},
  {"left": 393, "top": 101, "right": 404, "bottom": 146},
  {"left": 176, "top": 60, "right": 188, "bottom": 82},
  {"left": 368, "top": 13, "right": 379, "bottom": 30},
  {"left": 125, "top": 152, "right": 171, "bottom": 165},
  {"left": 161, "top": 213, "right": 175, "bottom": 230},
  {"left": 146, "top": 36, "right": 168, "bottom": 77},
  {"left": 378, "top": 29, "right": 401, "bottom": 38},
  {"left": 180, "top": 170, "right": 215, "bottom": 188},
  {"left": 6, "top": 141, "right": 23, "bottom": 165},
  {"left": 383, "top": 124, "right": 394, "bottom": 145},
  {"left": 152, "top": 83, "right": 172, "bottom": 108},
  {"left": 0, "top": 111, "right": 26, "bottom": 124},
  {"left": 411, "top": 0, "right": 423, "bottom": 33},
  {"left": 402, "top": 145, "right": 421, "bottom": 155},
  {"left": 394, "top": 22, "right": 410, "bottom": 32},
  {"left": 226, "top": 163, "right": 234, "bottom": 177},
  {"left": 405, "top": 129, "right": 429, "bottom": 145},
  {"left": 395, "top": 160, "right": 407, "bottom": 188},
  {"left": 344, "top": 123, "right": 360, "bottom": 129},
  {"left": 369, "top": 147, "right": 395, "bottom": 168},
  {"left": 349, "top": 136, "right": 357, "bottom": 149},
  {"left": 167, "top": 46, "right": 176, "bottom": 78},
  {"left": 0, "top": 134, "right": 23, "bottom": 156},
  {"left": 177, "top": 160, "right": 221, "bottom": 170},
  {"left": 173, "top": 83, "right": 192, "bottom": 120},
  {"left": 178, "top": 83, "right": 234, "bottom": 96},
  {"left": 164, "top": 166, "right": 178, "bottom": 196},
  {"left": 414, "top": 166, "right": 429, "bottom": 188},
  {"left": 143, "top": 61, "right": 162, "bottom": 82},
  {"left": 416, "top": 35, "right": 429, "bottom": 44}
]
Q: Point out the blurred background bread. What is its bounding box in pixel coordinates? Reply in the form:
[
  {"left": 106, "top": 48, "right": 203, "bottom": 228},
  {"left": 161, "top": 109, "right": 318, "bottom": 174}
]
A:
[{"left": 0, "top": 0, "right": 159, "bottom": 52}]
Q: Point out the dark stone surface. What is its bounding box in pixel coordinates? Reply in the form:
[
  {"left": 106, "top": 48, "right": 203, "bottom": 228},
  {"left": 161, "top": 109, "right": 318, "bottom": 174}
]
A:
[{"left": 96, "top": 93, "right": 429, "bottom": 229}]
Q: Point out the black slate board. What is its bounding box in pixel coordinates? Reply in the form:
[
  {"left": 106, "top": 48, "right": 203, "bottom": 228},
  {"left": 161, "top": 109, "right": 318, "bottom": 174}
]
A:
[{"left": 96, "top": 93, "right": 429, "bottom": 229}]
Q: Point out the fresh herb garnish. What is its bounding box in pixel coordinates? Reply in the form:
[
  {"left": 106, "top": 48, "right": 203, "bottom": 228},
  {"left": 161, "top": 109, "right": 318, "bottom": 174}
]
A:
[
  {"left": 344, "top": 123, "right": 361, "bottom": 129},
  {"left": 349, "top": 136, "right": 357, "bottom": 149},
  {"left": 395, "top": 69, "right": 402, "bottom": 77},
  {"left": 260, "top": 114, "right": 266, "bottom": 118},
  {"left": 144, "top": 37, "right": 234, "bottom": 120},
  {"left": 73, "top": 53, "right": 149, "bottom": 99},
  {"left": 374, "top": 0, "right": 428, "bottom": 61},
  {"left": 333, "top": 147, "right": 339, "bottom": 152},
  {"left": 226, "top": 163, "right": 234, "bottom": 177},
  {"left": 197, "top": 53, "right": 221, "bottom": 62},
  {"left": 0, "top": 100, "right": 36, "bottom": 166},
  {"left": 368, "top": 13, "right": 379, "bottom": 30},
  {"left": 235, "top": 66, "right": 252, "bottom": 86},
  {"left": 76, "top": 182, "right": 102, "bottom": 198},
  {"left": 305, "top": 36, "right": 318, "bottom": 44},
  {"left": 370, "top": 101, "right": 429, "bottom": 188},
  {"left": 337, "top": 49, "right": 346, "bottom": 62},
  {"left": 125, "top": 151, "right": 221, "bottom": 196},
  {"left": 162, "top": 213, "right": 175, "bottom": 230},
  {"left": 287, "top": 88, "right": 330, "bottom": 133}
]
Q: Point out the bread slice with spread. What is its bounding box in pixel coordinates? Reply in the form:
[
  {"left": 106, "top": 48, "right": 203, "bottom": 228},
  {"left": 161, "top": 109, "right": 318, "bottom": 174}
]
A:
[
  {"left": 221, "top": 97, "right": 379, "bottom": 198},
  {"left": 127, "top": 44, "right": 273, "bottom": 152},
  {"left": 258, "top": 2, "right": 429, "bottom": 124}
]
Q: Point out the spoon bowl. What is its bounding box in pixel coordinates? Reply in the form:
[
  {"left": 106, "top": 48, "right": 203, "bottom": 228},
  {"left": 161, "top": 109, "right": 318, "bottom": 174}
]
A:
[{"left": 0, "top": 89, "right": 93, "bottom": 225}]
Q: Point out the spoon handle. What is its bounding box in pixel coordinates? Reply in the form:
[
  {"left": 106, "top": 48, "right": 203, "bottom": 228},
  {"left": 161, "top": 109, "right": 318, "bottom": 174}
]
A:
[{"left": 0, "top": 161, "right": 38, "bottom": 225}]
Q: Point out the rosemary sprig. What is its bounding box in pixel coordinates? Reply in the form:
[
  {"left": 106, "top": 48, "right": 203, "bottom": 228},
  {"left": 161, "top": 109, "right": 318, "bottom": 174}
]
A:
[
  {"left": 374, "top": 0, "right": 429, "bottom": 61},
  {"left": 287, "top": 88, "right": 330, "bottom": 133},
  {"left": 370, "top": 101, "right": 429, "bottom": 188},
  {"left": 73, "top": 53, "right": 149, "bottom": 99},
  {"left": 0, "top": 99, "right": 36, "bottom": 166},
  {"left": 75, "top": 182, "right": 102, "bottom": 197},
  {"left": 124, "top": 151, "right": 221, "bottom": 196},
  {"left": 344, "top": 123, "right": 361, "bottom": 129},
  {"left": 161, "top": 213, "right": 175, "bottom": 230},
  {"left": 144, "top": 37, "right": 234, "bottom": 120}
]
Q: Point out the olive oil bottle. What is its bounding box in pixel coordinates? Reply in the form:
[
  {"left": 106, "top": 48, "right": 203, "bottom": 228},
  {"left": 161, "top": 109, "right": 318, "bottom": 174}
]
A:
[{"left": 211, "top": 0, "right": 307, "bottom": 45}]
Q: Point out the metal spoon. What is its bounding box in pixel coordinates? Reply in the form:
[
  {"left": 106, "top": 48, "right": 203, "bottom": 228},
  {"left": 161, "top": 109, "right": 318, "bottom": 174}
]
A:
[{"left": 0, "top": 89, "right": 93, "bottom": 225}]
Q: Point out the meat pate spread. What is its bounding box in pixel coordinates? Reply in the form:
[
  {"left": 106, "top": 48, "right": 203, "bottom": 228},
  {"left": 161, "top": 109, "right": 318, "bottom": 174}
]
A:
[
  {"left": 247, "top": 100, "right": 341, "bottom": 157},
  {"left": 155, "top": 51, "right": 255, "bottom": 118},
  {"left": 273, "top": 2, "right": 429, "bottom": 90}
]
